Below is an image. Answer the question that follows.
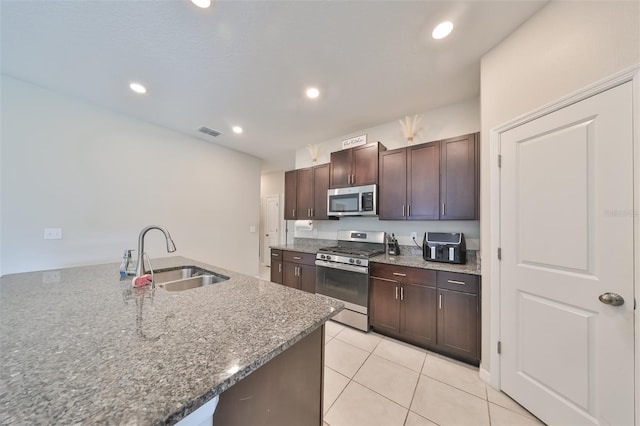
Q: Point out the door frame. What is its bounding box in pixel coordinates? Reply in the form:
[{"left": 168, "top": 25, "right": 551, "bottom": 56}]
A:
[
  {"left": 487, "top": 64, "right": 640, "bottom": 418},
  {"left": 261, "top": 193, "right": 283, "bottom": 265}
]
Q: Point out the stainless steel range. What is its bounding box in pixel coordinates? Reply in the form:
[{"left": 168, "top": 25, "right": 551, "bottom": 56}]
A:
[{"left": 315, "top": 230, "right": 386, "bottom": 331}]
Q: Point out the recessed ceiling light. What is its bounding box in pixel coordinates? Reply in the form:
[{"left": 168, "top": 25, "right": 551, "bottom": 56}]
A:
[
  {"left": 432, "top": 21, "right": 453, "bottom": 40},
  {"left": 306, "top": 87, "right": 320, "bottom": 99},
  {"left": 129, "top": 82, "right": 147, "bottom": 94},
  {"left": 191, "top": 0, "right": 212, "bottom": 8},
  {"left": 232, "top": 126, "right": 243, "bottom": 134}
]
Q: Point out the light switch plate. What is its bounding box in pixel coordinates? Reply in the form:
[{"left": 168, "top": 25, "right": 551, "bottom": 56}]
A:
[{"left": 44, "top": 228, "right": 63, "bottom": 240}]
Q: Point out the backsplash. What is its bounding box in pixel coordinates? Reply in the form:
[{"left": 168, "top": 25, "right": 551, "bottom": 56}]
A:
[{"left": 289, "top": 217, "right": 480, "bottom": 251}]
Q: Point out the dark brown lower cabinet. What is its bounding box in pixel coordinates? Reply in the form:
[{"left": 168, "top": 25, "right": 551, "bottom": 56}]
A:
[
  {"left": 369, "top": 264, "right": 437, "bottom": 348},
  {"left": 270, "top": 249, "right": 283, "bottom": 284},
  {"left": 370, "top": 263, "right": 480, "bottom": 366},
  {"left": 401, "top": 283, "right": 437, "bottom": 347},
  {"left": 214, "top": 325, "right": 324, "bottom": 425},
  {"left": 437, "top": 288, "right": 479, "bottom": 363},
  {"left": 280, "top": 250, "right": 316, "bottom": 294}
]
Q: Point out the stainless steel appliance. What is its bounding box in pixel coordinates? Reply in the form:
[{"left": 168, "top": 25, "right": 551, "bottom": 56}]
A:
[
  {"left": 327, "top": 184, "right": 377, "bottom": 217},
  {"left": 315, "top": 230, "right": 385, "bottom": 331},
  {"left": 423, "top": 232, "right": 466, "bottom": 264}
]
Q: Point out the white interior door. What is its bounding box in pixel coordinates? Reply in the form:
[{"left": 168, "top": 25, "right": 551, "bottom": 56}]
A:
[
  {"left": 500, "top": 82, "right": 634, "bottom": 425},
  {"left": 263, "top": 194, "right": 280, "bottom": 267}
]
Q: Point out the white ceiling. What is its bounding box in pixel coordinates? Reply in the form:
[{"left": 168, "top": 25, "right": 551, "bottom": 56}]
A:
[{"left": 1, "top": 0, "right": 547, "bottom": 172}]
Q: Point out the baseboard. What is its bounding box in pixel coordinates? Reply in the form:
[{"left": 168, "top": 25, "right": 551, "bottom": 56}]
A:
[{"left": 479, "top": 367, "right": 491, "bottom": 385}]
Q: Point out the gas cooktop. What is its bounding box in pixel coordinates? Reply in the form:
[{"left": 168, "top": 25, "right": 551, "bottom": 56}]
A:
[{"left": 317, "top": 246, "right": 385, "bottom": 259}]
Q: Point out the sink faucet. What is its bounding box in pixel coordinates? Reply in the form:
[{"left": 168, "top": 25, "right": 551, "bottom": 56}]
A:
[{"left": 135, "top": 225, "right": 177, "bottom": 277}]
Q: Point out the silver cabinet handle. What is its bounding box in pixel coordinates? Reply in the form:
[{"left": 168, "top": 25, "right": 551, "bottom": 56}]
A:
[
  {"left": 408, "top": 205, "right": 411, "bottom": 217},
  {"left": 400, "top": 287, "right": 404, "bottom": 301},
  {"left": 293, "top": 208, "right": 296, "bottom": 217},
  {"left": 272, "top": 253, "right": 279, "bottom": 257},
  {"left": 439, "top": 294, "right": 442, "bottom": 309},
  {"left": 293, "top": 256, "right": 302, "bottom": 260},
  {"left": 441, "top": 203, "right": 445, "bottom": 216},
  {"left": 311, "top": 208, "right": 314, "bottom": 217},
  {"left": 402, "top": 205, "right": 405, "bottom": 217},
  {"left": 447, "top": 279, "right": 466, "bottom": 286},
  {"left": 352, "top": 174, "right": 355, "bottom": 184},
  {"left": 393, "top": 272, "right": 407, "bottom": 277},
  {"left": 599, "top": 292, "right": 624, "bottom": 306},
  {"left": 278, "top": 263, "right": 282, "bottom": 273},
  {"left": 395, "top": 286, "right": 398, "bottom": 300}
]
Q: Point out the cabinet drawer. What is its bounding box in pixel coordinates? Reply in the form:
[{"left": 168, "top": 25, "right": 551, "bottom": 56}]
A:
[
  {"left": 283, "top": 250, "right": 316, "bottom": 266},
  {"left": 271, "top": 249, "right": 283, "bottom": 259},
  {"left": 370, "top": 263, "right": 435, "bottom": 286},
  {"left": 437, "top": 271, "right": 479, "bottom": 294}
]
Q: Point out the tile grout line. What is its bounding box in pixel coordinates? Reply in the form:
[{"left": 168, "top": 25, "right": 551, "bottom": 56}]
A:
[{"left": 405, "top": 354, "right": 442, "bottom": 426}]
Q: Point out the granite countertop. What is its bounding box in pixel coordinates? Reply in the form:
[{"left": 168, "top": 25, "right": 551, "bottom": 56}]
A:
[
  {"left": 371, "top": 253, "right": 481, "bottom": 276},
  {"left": 270, "top": 238, "right": 336, "bottom": 255},
  {"left": 0, "top": 256, "right": 342, "bottom": 425},
  {"left": 271, "top": 239, "right": 481, "bottom": 276}
]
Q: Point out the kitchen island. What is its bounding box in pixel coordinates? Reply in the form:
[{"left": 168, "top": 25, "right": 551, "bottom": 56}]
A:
[{"left": 0, "top": 256, "right": 342, "bottom": 425}]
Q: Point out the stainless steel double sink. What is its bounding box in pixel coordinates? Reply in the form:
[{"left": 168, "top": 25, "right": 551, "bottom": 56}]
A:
[{"left": 152, "top": 265, "right": 229, "bottom": 292}]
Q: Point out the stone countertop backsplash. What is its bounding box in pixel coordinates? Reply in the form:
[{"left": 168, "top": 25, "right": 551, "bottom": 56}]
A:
[
  {"left": 272, "top": 239, "right": 481, "bottom": 276},
  {"left": 0, "top": 256, "right": 342, "bottom": 425}
]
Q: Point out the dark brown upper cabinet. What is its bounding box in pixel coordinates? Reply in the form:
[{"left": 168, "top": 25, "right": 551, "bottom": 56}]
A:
[
  {"left": 284, "top": 163, "right": 330, "bottom": 220},
  {"left": 329, "top": 142, "right": 386, "bottom": 188},
  {"left": 284, "top": 170, "right": 297, "bottom": 220},
  {"left": 379, "top": 132, "right": 479, "bottom": 221},
  {"left": 440, "top": 133, "right": 479, "bottom": 220},
  {"left": 312, "top": 164, "right": 329, "bottom": 220},
  {"left": 379, "top": 141, "right": 439, "bottom": 220}
]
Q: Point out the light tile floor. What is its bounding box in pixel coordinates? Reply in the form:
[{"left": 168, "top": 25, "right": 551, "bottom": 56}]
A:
[
  {"left": 257, "top": 266, "right": 544, "bottom": 426},
  {"left": 323, "top": 320, "right": 546, "bottom": 426}
]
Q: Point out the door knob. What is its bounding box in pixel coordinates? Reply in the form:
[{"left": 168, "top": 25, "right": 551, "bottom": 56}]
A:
[{"left": 599, "top": 292, "right": 624, "bottom": 306}]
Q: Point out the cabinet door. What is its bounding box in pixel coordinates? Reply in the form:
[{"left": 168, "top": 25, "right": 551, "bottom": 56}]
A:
[
  {"left": 378, "top": 149, "right": 407, "bottom": 220},
  {"left": 284, "top": 170, "right": 298, "bottom": 220},
  {"left": 437, "top": 288, "right": 479, "bottom": 364},
  {"left": 312, "top": 164, "right": 329, "bottom": 219},
  {"left": 440, "top": 133, "right": 478, "bottom": 220},
  {"left": 296, "top": 167, "right": 314, "bottom": 220},
  {"left": 400, "top": 283, "right": 437, "bottom": 347},
  {"left": 370, "top": 277, "right": 400, "bottom": 334},
  {"left": 270, "top": 250, "right": 283, "bottom": 284},
  {"left": 282, "top": 262, "right": 300, "bottom": 290},
  {"left": 298, "top": 264, "right": 316, "bottom": 294},
  {"left": 407, "top": 142, "right": 440, "bottom": 220},
  {"left": 329, "top": 149, "right": 352, "bottom": 188},
  {"left": 352, "top": 143, "right": 379, "bottom": 186}
]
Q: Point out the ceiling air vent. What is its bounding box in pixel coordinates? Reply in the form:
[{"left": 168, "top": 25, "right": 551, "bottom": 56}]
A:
[{"left": 198, "top": 126, "right": 222, "bottom": 137}]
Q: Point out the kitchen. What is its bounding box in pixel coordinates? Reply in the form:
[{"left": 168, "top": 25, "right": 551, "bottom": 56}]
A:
[{"left": 1, "top": 1, "right": 639, "bottom": 425}]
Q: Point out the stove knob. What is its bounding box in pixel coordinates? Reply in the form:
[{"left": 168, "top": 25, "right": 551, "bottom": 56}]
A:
[
  {"left": 349, "top": 259, "right": 354, "bottom": 264},
  {"left": 326, "top": 255, "right": 331, "bottom": 260},
  {"left": 356, "top": 259, "right": 362, "bottom": 265}
]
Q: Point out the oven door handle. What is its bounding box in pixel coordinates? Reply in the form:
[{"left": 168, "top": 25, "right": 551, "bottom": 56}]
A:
[{"left": 315, "top": 260, "right": 369, "bottom": 274}]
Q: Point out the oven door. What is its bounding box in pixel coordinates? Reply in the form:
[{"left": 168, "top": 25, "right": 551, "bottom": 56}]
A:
[{"left": 315, "top": 260, "right": 369, "bottom": 308}]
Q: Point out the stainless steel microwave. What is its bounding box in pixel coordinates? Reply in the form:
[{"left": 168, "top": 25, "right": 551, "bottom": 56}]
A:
[{"left": 327, "top": 184, "right": 377, "bottom": 217}]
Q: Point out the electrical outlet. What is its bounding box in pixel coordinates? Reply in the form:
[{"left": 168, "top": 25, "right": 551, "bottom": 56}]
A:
[
  {"left": 44, "top": 228, "right": 63, "bottom": 240},
  {"left": 410, "top": 232, "right": 417, "bottom": 239}
]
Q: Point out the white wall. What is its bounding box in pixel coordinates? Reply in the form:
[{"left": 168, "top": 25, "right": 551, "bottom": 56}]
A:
[
  {"left": 1, "top": 76, "right": 261, "bottom": 277},
  {"left": 295, "top": 98, "right": 480, "bottom": 169},
  {"left": 292, "top": 97, "right": 481, "bottom": 249},
  {"left": 480, "top": 0, "right": 640, "bottom": 376}
]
